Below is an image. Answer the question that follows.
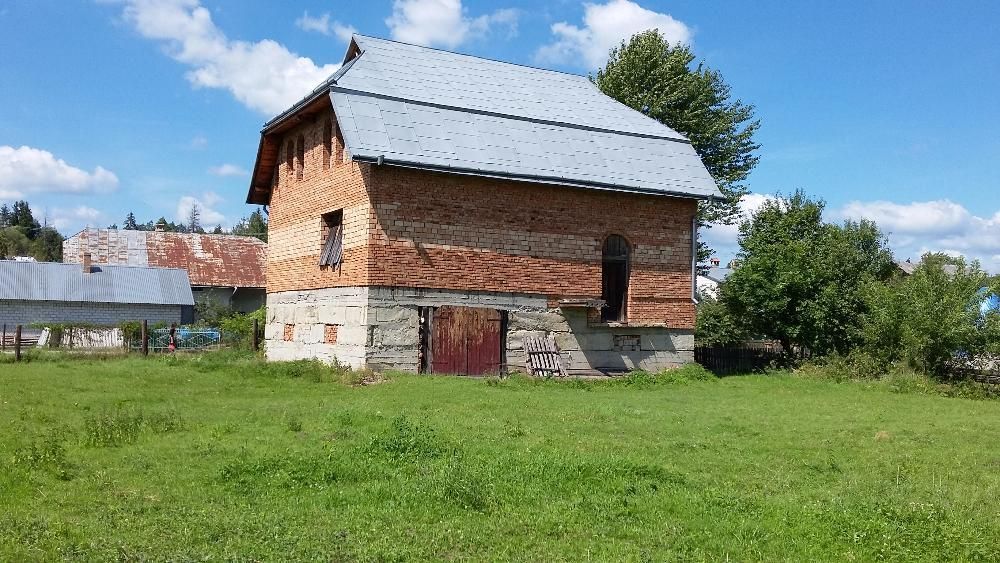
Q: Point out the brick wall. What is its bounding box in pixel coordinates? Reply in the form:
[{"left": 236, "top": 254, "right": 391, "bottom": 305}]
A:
[
  {"left": 0, "top": 300, "right": 181, "bottom": 327},
  {"left": 266, "top": 111, "right": 374, "bottom": 293},
  {"left": 366, "top": 166, "right": 696, "bottom": 328},
  {"left": 266, "top": 110, "right": 697, "bottom": 329}
]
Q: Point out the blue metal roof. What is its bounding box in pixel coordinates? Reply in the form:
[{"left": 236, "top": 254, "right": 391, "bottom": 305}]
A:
[
  {"left": 328, "top": 35, "right": 721, "bottom": 200},
  {"left": 0, "top": 261, "right": 194, "bottom": 306}
]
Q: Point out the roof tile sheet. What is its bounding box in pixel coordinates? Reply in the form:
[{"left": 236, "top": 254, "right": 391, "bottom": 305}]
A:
[
  {"left": 330, "top": 35, "right": 721, "bottom": 199},
  {"left": 64, "top": 229, "right": 266, "bottom": 288},
  {"left": 0, "top": 261, "right": 194, "bottom": 306}
]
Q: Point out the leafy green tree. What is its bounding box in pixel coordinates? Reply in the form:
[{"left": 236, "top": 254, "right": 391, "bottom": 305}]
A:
[
  {"left": 211, "top": 224, "right": 224, "bottom": 234},
  {"left": 695, "top": 296, "right": 748, "bottom": 345},
  {"left": 720, "top": 190, "right": 894, "bottom": 358},
  {"left": 862, "top": 255, "right": 999, "bottom": 377},
  {"left": 231, "top": 208, "right": 268, "bottom": 242},
  {"left": 9, "top": 200, "right": 40, "bottom": 236},
  {"left": 0, "top": 204, "right": 10, "bottom": 227},
  {"left": 30, "top": 227, "right": 64, "bottom": 262},
  {"left": 594, "top": 30, "right": 760, "bottom": 260},
  {"left": 0, "top": 227, "right": 31, "bottom": 258}
]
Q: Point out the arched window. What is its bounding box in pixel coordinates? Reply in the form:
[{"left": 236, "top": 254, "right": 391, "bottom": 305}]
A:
[
  {"left": 602, "top": 235, "right": 630, "bottom": 322},
  {"left": 322, "top": 119, "right": 332, "bottom": 170},
  {"left": 296, "top": 134, "right": 305, "bottom": 180}
]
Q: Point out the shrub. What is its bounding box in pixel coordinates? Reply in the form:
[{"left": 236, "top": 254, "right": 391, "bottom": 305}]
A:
[
  {"left": 860, "top": 255, "right": 1000, "bottom": 378},
  {"left": 218, "top": 306, "right": 265, "bottom": 350}
]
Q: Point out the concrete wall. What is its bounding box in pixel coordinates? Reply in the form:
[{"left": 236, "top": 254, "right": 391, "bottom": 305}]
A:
[
  {"left": 0, "top": 300, "right": 182, "bottom": 327},
  {"left": 265, "top": 287, "right": 370, "bottom": 368},
  {"left": 265, "top": 286, "right": 693, "bottom": 374}
]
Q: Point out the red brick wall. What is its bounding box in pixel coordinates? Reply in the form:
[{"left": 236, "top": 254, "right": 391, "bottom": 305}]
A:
[
  {"left": 265, "top": 110, "right": 697, "bottom": 328},
  {"left": 366, "top": 167, "right": 696, "bottom": 328},
  {"left": 266, "top": 111, "right": 374, "bottom": 293}
]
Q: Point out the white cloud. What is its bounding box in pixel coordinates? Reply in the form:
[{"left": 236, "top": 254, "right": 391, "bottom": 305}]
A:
[
  {"left": 836, "top": 199, "right": 1000, "bottom": 270},
  {"left": 536, "top": 0, "right": 692, "bottom": 70},
  {"left": 296, "top": 11, "right": 356, "bottom": 42},
  {"left": 208, "top": 163, "right": 249, "bottom": 177},
  {"left": 177, "top": 191, "right": 226, "bottom": 227},
  {"left": 838, "top": 199, "right": 969, "bottom": 235},
  {"left": 386, "top": 0, "right": 519, "bottom": 49},
  {"left": 49, "top": 206, "right": 106, "bottom": 232},
  {"left": 704, "top": 195, "right": 1000, "bottom": 273},
  {"left": 189, "top": 134, "right": 208, "bottom": 149},
  {"left": 118, "top": 0, "right": 339, "bottom": 115},
  {"left": 0, "top": 146, "right": 119, "bottom": 199},
  {"left": 702, "top": 193, "right": 777, "bottom": 253}
]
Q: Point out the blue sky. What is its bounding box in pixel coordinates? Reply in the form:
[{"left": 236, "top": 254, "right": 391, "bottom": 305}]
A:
[{"left": 1, "top": 0, "right": 998, "bottom": 266}]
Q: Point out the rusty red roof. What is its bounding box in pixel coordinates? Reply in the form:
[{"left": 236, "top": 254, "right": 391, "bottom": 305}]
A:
[{"left": 63, "top": 229, "right": 266, "bottom": 288}]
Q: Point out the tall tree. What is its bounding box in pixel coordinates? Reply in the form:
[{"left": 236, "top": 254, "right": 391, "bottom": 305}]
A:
[
  {"left": 231, "top": 208, "right": 268, "bottom": 242},
  {"left": 10, "top": 200, "right": 40, "bottom": 235},
  {"left": 594, "top": 30, "right": 761, "bottom": 260},
  {"left": 186, "top": 203, "right": 202, "bottom": 234},
  {"left": 720, "top": 190, "right": 895, "bottom": 358},
  {"left": 0, "top": 204, "right": 10, "bottom": 227},
  {"left": 123, "top": 212, "right": 139, "bottom": 230}
]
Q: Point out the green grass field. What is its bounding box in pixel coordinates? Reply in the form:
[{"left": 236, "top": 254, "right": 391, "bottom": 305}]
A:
[{"left": 2, "top": 353, "right": 1000, "bottom": 561}]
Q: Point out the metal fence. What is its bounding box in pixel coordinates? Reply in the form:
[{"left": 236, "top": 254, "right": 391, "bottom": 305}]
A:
[{"left": 149, "top": 328, "right": 223, "bottom": 351}]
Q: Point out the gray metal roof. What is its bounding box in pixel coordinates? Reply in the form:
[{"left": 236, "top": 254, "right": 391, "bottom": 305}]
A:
[
  {"left": 0, "top": 261, "right": 194, "bottom": 306},
  {"left": 327, "top": 35, "right": 721, "bottom": 200}
]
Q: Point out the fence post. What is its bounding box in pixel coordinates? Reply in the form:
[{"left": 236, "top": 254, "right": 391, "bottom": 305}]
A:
[
  {"left": 1, "top": 323, "right": 5, "bottom": 351},
  {"left": 252, "top": 318, "right": 260, "bottom": 352},
  {"left": 141, "top": 320, "right": 149, "bottom": 356},
  {"left": 14, "top": 325, "right": 22, "bottom": 362}
]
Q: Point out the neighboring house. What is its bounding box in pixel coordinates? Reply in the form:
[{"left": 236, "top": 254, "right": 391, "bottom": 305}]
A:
[
  {"left": 247, "top": 35, "right": 722, "bottom": 375},
  {"left": 0, "top": 258, "right": 194, "bottom": 327},
  {"left": 697, "top": 267, "right": 733, "bottom": 301},
  {"left": 894, "top": 258, "right": 958, "bottom": 276},
  {"left": 63, "top": 228, "right": 266, "bottom": 320}
]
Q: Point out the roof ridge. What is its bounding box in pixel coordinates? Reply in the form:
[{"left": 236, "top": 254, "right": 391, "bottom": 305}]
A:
[
  {"left": 352, "top": 34, "right": 590, "bottom": 81},
  {"left": 330, "top": 86, "right": 689, "bottom": 143}
]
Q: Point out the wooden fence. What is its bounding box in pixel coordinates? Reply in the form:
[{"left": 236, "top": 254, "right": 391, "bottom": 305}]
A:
[{"left": 694, "top": 341, "right": 787, "bottom": 375}]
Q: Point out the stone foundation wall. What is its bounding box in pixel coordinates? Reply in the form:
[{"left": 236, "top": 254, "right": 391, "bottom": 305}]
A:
[
  {"left": 265, "top": 287, "right": 370, "bottom": 368},
  {"left": 265, "top": 286, "right": 694, "bottom": 374}
]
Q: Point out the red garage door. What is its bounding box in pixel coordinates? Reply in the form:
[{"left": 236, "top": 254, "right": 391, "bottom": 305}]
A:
[{"left": 431, "top": 306, "right": 502, "bottom": 375}]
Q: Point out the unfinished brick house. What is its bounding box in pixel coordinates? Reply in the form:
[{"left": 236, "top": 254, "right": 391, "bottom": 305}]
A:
[{"left": 247, "top": 35, "right": 722, "bottom": 375}]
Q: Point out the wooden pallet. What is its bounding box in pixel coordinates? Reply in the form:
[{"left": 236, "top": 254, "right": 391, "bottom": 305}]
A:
[{"left": 524, "top": 335, "right": 567, "bottom": 378}]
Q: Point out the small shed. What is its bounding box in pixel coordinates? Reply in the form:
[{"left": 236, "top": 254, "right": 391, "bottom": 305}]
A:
[{"left": 0, "top": 259, "right": 194, "bottom": 328}]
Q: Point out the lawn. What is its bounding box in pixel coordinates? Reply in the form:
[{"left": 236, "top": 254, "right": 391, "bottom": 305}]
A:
[{"left": 2, "top": 353, "right": 1000, "bottom": 561}]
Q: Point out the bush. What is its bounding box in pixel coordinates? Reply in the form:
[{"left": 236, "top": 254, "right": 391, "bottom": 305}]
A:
[
  {"left": 859, "top": 255, "right": 1000, "bottom": 378},
  {"left": 218, "top": 306, "right": 265, "bottom": 350}
]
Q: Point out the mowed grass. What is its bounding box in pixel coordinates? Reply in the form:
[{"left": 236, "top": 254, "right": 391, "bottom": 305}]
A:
[{"left": 2, "top": 353, "right": 1000, "bottom": 561}]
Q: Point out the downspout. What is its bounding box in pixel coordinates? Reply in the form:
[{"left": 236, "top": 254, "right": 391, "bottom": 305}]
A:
[{"left": 691, "top": 215, "right": 698, "bottom": 303}]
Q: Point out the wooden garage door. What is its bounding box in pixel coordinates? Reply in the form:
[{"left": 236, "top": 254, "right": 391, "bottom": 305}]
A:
[{"left": 431, "top": 306, "right": 501, "bottom": 375}]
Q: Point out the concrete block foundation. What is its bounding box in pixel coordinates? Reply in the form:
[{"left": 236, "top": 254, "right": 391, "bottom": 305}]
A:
[{"left": 265, "top": 286, "right": 693, "bottom": 374}]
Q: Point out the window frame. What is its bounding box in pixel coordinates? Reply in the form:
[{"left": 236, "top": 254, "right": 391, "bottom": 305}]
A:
[
  {"left": 319, "top": 210, "right": 344, "bottom": 268},
  {"left": 601, "top": 234, "right": 631, "bottom": 323}
]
